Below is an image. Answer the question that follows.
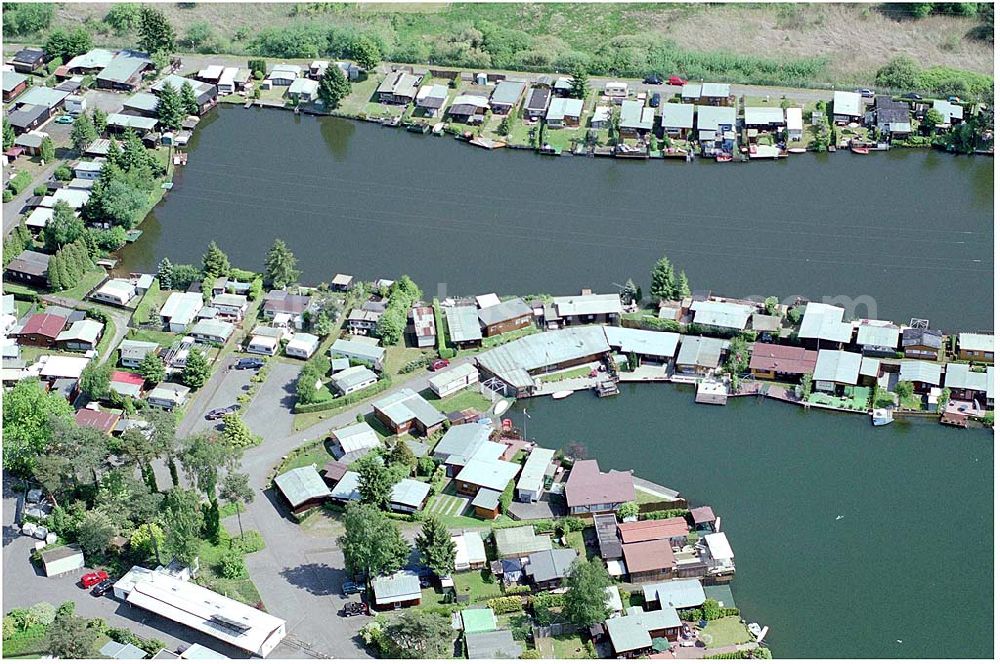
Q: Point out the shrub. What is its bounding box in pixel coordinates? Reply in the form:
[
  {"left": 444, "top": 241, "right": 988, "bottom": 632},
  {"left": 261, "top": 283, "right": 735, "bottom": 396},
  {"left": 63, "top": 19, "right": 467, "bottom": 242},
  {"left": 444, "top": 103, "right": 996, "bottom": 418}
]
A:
[
  {"left": 33, "top": 185, "right": 48, "bottom": 196},
  {"left": 233, "top": 531, "right": 265, "bottom": 553},
  {"left": 560, "top": 516, "right": 585, "bottom": 532},
  {"left": 219, "top": 549, "right": 248, "bottom": 579},
  {"left": 486, "top": 595, "right": 523, "bottom": 614},
  {"left": 54, "top": 165, "right": 72, "bottom": 181},
  {"left": 639, "top": 508, "right": 690, "bottom": 520},
  {"left": 8, "top": 171, "right": 32, "bottom": 195}
]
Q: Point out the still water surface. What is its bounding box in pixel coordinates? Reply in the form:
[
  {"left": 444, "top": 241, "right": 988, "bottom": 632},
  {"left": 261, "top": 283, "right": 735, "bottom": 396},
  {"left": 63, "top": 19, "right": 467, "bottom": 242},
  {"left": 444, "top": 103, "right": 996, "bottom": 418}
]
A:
[
  {"left": 122, "top": 106, "right": 994, "bottom": 329},
  {"left": 522, "top": 385, "right": 993, "bottom": 659}
]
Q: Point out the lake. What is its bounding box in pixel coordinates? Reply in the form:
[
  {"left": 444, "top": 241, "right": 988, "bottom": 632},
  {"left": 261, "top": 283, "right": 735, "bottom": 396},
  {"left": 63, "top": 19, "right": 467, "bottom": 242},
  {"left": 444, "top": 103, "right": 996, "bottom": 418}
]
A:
[
  {"left": 521, "top": 384, "right": 993, "bottom": 659},
  {"left": 121, "top": 105, "right": 994, "bottom": 330}
]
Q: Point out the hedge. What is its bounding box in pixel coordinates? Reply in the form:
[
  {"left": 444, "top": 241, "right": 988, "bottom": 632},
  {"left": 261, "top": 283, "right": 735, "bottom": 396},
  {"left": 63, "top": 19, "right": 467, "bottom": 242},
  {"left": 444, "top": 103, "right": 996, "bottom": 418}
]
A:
[
  {"left": 7, "top": 171, "right": 32, "bottom": 196},
  {"left": 293, "top": 376, "right": 392, "bottom": 413},
  {"left": 639, "top": 509, "right": 690, "bottom": 520},
  {"left": 486, "top": 596, "right": 523, "bottom": 614}
]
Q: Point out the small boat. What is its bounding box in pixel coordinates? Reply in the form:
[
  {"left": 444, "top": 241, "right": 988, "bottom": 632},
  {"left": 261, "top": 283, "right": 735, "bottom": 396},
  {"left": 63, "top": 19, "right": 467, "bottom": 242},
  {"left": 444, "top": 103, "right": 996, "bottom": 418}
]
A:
[
  {"left": 552, "top": 390, "right": 573, "bottom": 400},
  {"left": 492, "top": 399, "right": 510, "bottom": 416},
  {"left": 788, "top": 147, "right": 807, "bottom": 154},
  {"left": 872, "top": 408, "right": 894, "bottom": 426},
  {"left": 715, "top": 153, "right": 732, "bottom": 163},
  {"left": 431, "top": 122, "right": 444, "bottom": 135},
  {"left": 850, "top": 145, "right": 870, "bottom": 155}
]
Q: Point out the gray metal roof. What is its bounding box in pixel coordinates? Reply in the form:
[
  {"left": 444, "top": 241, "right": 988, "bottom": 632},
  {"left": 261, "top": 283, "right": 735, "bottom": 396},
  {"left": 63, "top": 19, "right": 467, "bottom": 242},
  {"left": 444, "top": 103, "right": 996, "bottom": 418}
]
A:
[
  {"left": 332, "top": 365, "right": 378, "bottom": 393},
  {"left": 445, "top": 306, "right": 483, "bottom": 343},
  {"left": 695, "top": 105, "right": 737, "bottom": 131},
  {"left": 944, "top": 363, "right": 992, "bottom": 397},
  {"left": 959, "top": 333, "right": 994, "bottom": 353},
  {"left": 3, "top": 70, "right": 28, "bottom": 94},
  {"left": 330, "top": 338, "right": 385, "bottom": 363},
  {"left": 681, "top": 83, "right": 701, "bottom": 98},
  {"left": 465, "top": 629, "right": 522, "bottom": 659},
  {"left": 490, "top": 79, "right": 526, "bottom": 105},
  {"left": 525, "top": 548, "right": 578, "bottom": 583},
  {"left": 100, "top": 641, "right": 150, "bottom": 659},
  {"left": 660, "top": 102, "right": 694, "bottom": 129},
  {"left": 833, "top": 91, "right": 863, "bottom": 117},
  {"left": 478, "top": 298, "right": 531, "bottom": 327},
  {"left": 433, "top": 423, "right": 492, "bottom": 460},
  {"left": 455, "top": 458, "right": 521, "bottom": 492},
  {"left": 799, "top": 303, "right": 853, "bottom": 343},
  {"left": 97, "top": 55, "right": 150, "bottom": 84},
  {"left": 494, "top": 525, "right": 552, "bottom": 558},
  {"left": 676, "top": 335, "right": 728, "bottom": 369},
  {"left": 552, "top": 293, "right": 622, "bottom": 318},
  {"left": 690, "top": 300, "right": 754, "bottom": 330},
  {"left": 372, "top": 388, "right": 445, "bottom": 429},
  {"left": 516, "top": 447, "right": 555, "bottom": 493},
  {"left": 274, "top": 465, "right": 329, "bottom": 508},
  {"left": 124, "top": 91, "right": 160, "bottom": 112},
  {"left": 373, "top": 570, "right": 421, "bottom": 603},
  {"left": 641, "top": 578, "right": 706, "bottom": 609},
  {"left": 330, "top": 421, "right": 380, "bottom": 456},
  {"left": 620, "top": 100, "right": 654, "bottom": 130},
  {"left": 744, "top": 106, "right": 785, "bottom": 126},
  {"left": 813, "top": 350, "right": 862, "bottom": 384},
  {"left": 330, "top": 471, "right": 361, "bottom": 502},
  {"left": 190, "top": 318, "right": 234, "bottom": 340},
  {"left": 701, "top": 82, "right": 730, "bottom": 98},
  {"left": 476, "top": 326, "right": 610, "bottom": 390},
  {"left": 855, "top": 321, "right": 900, "bottom": 349},
  {"left": 17, "top": 86, "right": 70, "bottom": 109},
  {"left": 391, "top": 478, "right": 431, "bottom": 509},
  {"left": 898, "top": 360, "right": 942, "bottom": 386},
  {"left": 602, "top": 326, "right": 679, "bottom": 359},
  {"left": 471, "top": 487, "right": 501, "bottom": 510},
  {"left": 107, "top": 113, "right": 158, "bottom": 130}
]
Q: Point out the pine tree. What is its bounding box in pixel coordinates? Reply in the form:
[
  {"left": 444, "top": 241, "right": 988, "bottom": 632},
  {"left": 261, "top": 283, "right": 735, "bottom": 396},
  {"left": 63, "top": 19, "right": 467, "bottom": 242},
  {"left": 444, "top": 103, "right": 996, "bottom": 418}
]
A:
[
  {"left": 92, "top": 108, "right": 108, "bottom": 134},
  {"left": 650, "top": 257, "right": 676, "bottom": 302},
  {"left": 82, "top": 229, "right": 100, "bottom": 258},
  {"left": 317, "top": 65, "right": 352, "bottom": 110},
  {"left": 40, "top": 137, "right": 55, "bottom": 163},
  {"left": 221, "top": 413, "right": 257, "bottom": 449},
  {"left": 46, "top": 253, "right": 65, "bottom": 290},
  {"left": 156, "top": 81, "right": 184, "bottom": 130},
  {"left": 137, "top": 353, "right": 166, "bottom": 383},
  {"left": 3, "top": 117, "right": 15, "bottom": 151},
  {"left": 202, "top": 241, "right": 230, "bottom": 280},
  {"left": 264, "top": 239, "right": 300, "bottom": 289},
  {"left": 157, "top": 257, "right": 174, "bottom": 290},
  {"left": 675, "top": 270, "right": 691, "bottom": 300},
  {"left": 138, "top": 6, "right": 175, "bottom": 54},
  {"left": 181, "top": 348, "right": 211, "bottom": 389},
  {"left": 105, "top": 136, "right": 121, "bottom": 165},
  {"left": 70, "top": 113, "right": 98, "bottom": 152},
  {"left": 415, "top": 515, "right": 457, "bottom": 578},
  {"left": 180, "top": 81, "right": 199, "bottom": 116},
  {"left": 569, "top": 63, "right": 589, "bottom": 100}
]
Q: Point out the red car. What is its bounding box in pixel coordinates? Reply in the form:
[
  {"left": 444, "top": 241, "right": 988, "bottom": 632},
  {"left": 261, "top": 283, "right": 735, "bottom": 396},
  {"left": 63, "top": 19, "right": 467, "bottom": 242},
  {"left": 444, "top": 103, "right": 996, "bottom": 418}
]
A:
[
  {"left": 668, "top": 75, "right": 688, "bottom": 86},
  {"left": 430, "top": 359, "right": 450, "bottom": 371},
  {"left": 80, "top": 570, "right": 109, "bottom": 588}
]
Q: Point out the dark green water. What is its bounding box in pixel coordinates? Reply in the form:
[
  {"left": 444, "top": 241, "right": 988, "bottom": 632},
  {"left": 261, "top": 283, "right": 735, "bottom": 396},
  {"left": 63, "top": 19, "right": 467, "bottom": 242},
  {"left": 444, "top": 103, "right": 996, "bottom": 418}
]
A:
[
  {"left": 121, "top": 105, "right": 994, "bottom": 329},
  {"left": 521, "top": 384, "right": 993, "bottom": 658}
]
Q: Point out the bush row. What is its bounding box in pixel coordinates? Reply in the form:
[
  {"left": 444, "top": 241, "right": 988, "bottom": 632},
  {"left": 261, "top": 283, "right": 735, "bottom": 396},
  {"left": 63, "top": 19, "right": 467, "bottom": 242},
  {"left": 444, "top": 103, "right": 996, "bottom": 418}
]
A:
[{"left": 293, "top": 376, "right": 392, "bottom": 413}]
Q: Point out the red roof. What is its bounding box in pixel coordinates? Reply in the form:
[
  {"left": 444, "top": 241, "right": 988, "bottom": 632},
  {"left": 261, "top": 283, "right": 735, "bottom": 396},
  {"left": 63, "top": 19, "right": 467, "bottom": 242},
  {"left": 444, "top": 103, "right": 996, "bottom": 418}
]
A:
[
  {"left": 74, "top": 409, "right": 120, "bottom": 433},
  {"left": 618, "top": 517, "right": 689, "bottom": 544},
  {"left": 110, "top": 371, "right": 145, "bottom": 386},
  {"left": 622, "top": 539, "right": 676, "bottom": 574},
  {"left": 19, "top": 313, "right": 67, "bottom": 339},
  {"left": 322, "top": 460, "right": 349, "bottom": 482},
  {"left": 564, "top": 460, "right": 635, "bottom": 509},
  {"left": 749, "top": 342, "right": 818, "bottom": 375},
  {"left": 689, "top": 506, "right": 716, "bottom": 524}
]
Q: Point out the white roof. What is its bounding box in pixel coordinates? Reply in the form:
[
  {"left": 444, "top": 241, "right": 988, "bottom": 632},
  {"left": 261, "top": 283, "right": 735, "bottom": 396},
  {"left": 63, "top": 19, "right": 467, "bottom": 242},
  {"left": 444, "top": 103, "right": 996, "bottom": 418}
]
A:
[
  {"left": 331, "top": 421, "right": 381, "bottom": 455},
  {"left": 455, "top": 457, "right": 521, "bottom": 493},
  {"left": 286, "top": 332, "right": 319, "bottom": 352},
  {"left": 959, "top": 332, "right": 994, "bottom": 353},
  {"left": 799, "top": 302, "right": 853, "bottom": 343},
  {"left": 39, "top": 355, "right": 90, "bottom": 379},
  {"left": 744, "top": 106, "right": 785, "bottom": 126},
  {"left": 160, "top": 292, "right": 204, "bottom": 326},
  {"left": 453, "top": 532, "right": 487, "bottom": 568},
  {"left": 704, "top": 532, "right": 734, "bottom": 561},
  {"left": 813, "top": 349, "right": 863, "bottom": 385},
  {"left": 198, "top": 65, "right": 224, "bottom": 80},
  {"left": 602, "top": 326, "right": 679, "bottom": 359},
  {"left": 552, "top": 293, "right": 622, "bottom": 317},
  {"left": 785, "top": 106, "right": 803, "bottom": 131},
  {"left": 833, "top": 91, "right": 863, "bottom": 117},
  {"left": 45, "top": 188, "right": 90, "bottom": 209},
  {"left": 56, "top": 319, "right": 103, "bottom": 344},
  {"left": 248, "top": 334, "right": 279, "bottom": 350},
  {"left": 690, "top": 300, "right": 754, "bottom": 330},
  {"left": 372, "top": 570, "right": 421, "bottom": 604},
  {"left": 124, "top": 570, "right": 285, "bottom": 657},
  {"left": 476, "top": 293, "right": 502, "bottom": 309},
  {"left": 95, "top": 278, "right": 136, "bottom": 300},
  {"left": 944, "top": 363, "right": 993, "bottom": 398},
  {"left": 288, "top": 78, "right": 318, "bottom": 95},
  {"left": 516, "top": 447, "right": 555, "bottom": 493},
  {"left": 932, "top": 99, "right": 963, "bottom": 122},
  {"left": 24, "top": 206, "right": 53, "bottom": 229},
  {"left": 65, "top": 48, "right": 115, "bottom": 71},
  {"left": 428, "top": 363, "right": 478, "bottom": 391}
]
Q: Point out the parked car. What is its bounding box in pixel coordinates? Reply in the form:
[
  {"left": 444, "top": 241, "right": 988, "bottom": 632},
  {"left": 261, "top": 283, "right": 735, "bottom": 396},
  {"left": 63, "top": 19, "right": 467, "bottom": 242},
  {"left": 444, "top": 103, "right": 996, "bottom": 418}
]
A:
[
  {"left": 643, "top": 74, "right": 662, "bottom": 85},
  {"left": 233, "top": 357, "right": 265, "bottom": 370},
  {"left": 902, "top": 92, "right": 922, "bottom": 100},
  {"left": 90, "top": 579, "right": 114, "bottom": 597},
  {"left": 650, "top": 93, "right": 662, "bottom": 108},
  {"left": 340, "top": 602, "right": 368, "bottom": 617},
  {"left": 205, "top": 405, "right": 239, "bottom": 420},
  {"left": 667, "top": 75, "right": 688, "bottom": 86},
  {"left": 429, "top": 359, "right": 450, "bottom": 371},
  {"left": 341, "top": 580, "right": 361, "bottom": 597},
  {"left": 947, "top": 95, "right": 962, "bottom": 103},
  {"left": 80, "top": 570, "right": 109, "bottom": 588},
  {"left": 856, "top": 88, "right": 874, "bottom": 98},
  {"left": 54, "top": 115, "right": 74, "bottom": 124}
]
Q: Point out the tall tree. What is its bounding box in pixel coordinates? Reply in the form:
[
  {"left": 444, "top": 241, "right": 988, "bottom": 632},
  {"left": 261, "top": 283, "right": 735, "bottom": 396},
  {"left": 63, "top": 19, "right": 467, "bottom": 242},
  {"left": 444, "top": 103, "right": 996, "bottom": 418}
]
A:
[
  {"left": 138, "top": 6, "right": 175, "bottom": 54},
  {"left": 181, "top": 347, "right": 211, "bottom": 389},
  {"left": 77, "top": 510, "right": 118, "bottom": 557},
  {"left": 202, "top": 240, "right": 230, "bottom": 279},
  {"left": 157, "top": 256, "right": 174, "bottom": 289},
  {"left": 44, "top": 27, "right": 93, "bottom": 62},
  {"left": 80, "top": 362, "right": 112, "bottom": 400},
  {"left": 264, "top": 238, "right": 300, "bottom": 289},
  {"left": 180, "top": 80, "right": 199, "bottom": 116},
  {"left": 147, "top": 407, "right": 180, "bottom": 486},
  {"left": 118, "top": 426, "right": 160, "bottom": 490},
  {"left": 137, "top": 352, "right": 166, "bottom": 383},
  {"left": 219, "top": 472, "right": 254, "bottom": 539},
  {"left": 156, "top": 81, "right": 184, "bottom": 130},
  {"left": 161, "top": 488, "right": 204, "bottom": 565},
  {"left": 675, "top": 270, "right": 691, "bottom": 299},
  {"left": 338, "top": 503, "right": 409, "bottom": 581},
  {"left": 178, "top": 433, "right": 238, "bottom": 539},
  {"left": 70, "top": 114, "right": 98, "bottom": 152},
  {"left": 650, "top": 256, "right": 676, "bottom": 302},
  {"left": 3, "top": 379, "right": 74, "bottom": 476},
  {"left": 317, "top": 64, "right": 352, "bottom": 110},
  {"left": 414, "top": 515, "right": 457, "bottom": 579},
  {"left": 562, "top": 558, "right": 614, "bottom": 627},
  {"left": 91, "top": 108, "right": 108, "bottom": 134},
  {"left": 356, "top": 455, "right": 399, "bottom": 511},
  {"left": 45, "top": 612, "right": 100, "bottom": 659},
  {"left": 42, "top": 201, "right": 86, "bottom": 251},
  {"left": 569, "top": 63, "right": 589, "bottom": 100},
  {"left": 40, "top": 136, "right": 55, "bottom": 163},
  {"left": 351, "top": 36, "right": 381, "bottom": 71},
  {"left": 221, "top": 412, "right": 258, "bottom": 449},
  {"left": 3, "top": 117, "right": 14, "bottom": 150}
]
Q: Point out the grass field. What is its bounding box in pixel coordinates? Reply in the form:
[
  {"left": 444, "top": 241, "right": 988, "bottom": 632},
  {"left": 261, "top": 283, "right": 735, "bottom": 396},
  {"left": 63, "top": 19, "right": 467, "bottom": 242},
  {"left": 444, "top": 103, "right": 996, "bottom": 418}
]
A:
[
  {"left": 12, "top": 3, "right": 992, "bottom": 91},
  {"left": 699, "top": 616, "right": 755, "bottom": 648},
  {"left": 428, "top": 387, "right": 493, "bottom": 414}
]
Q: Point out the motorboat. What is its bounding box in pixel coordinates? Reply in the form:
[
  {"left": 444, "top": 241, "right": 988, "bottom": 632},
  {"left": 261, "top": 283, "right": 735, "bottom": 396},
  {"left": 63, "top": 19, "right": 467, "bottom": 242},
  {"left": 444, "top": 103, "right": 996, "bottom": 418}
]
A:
[
  {"left": 872, "top": 408, "right": 894, "bottom": 426},
  {"left": 552, "top": 390, "right": 573, "bottom": 400},
  {"left": 715, "top": 153, "right": 733, "bottom": 162},
  {"left": 850, "top": 144, "right": 870, "bottom": 155},
  {"left": 492, "top": 399, "right": 510, "bottom": 416}
]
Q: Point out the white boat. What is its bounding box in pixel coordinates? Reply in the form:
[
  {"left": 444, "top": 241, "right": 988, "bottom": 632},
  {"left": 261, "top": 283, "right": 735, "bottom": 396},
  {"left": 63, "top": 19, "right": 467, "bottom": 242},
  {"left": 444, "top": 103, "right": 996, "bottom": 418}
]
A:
[
  {"left": 552, "top": 390, "right": 573, "bottom": 400},
  {"left": 872, "top": 408, "right": 894, "bottom": 426},
  {"left": 492, "top": 399, "right": 510, "bottom": 416}
]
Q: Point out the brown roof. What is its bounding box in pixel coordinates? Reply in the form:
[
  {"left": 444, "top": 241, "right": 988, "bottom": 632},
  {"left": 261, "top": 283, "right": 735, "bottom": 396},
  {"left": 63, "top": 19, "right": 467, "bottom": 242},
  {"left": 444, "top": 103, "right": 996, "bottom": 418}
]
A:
[
  {"left": 748, "top": 342, "right": 818, "bottom": 375},
  {"left": 74, "top": 409, "right": 120, "bottom": 433},
  {"left": 689, "top": 506, "right": 716, "bottom": 524},
  {"left": 19, "top": 313, "right": 67, "bottom": 339},
  {"left": 264, "top": 289, "right": 311, "bottom": 315},
  {"left": 564, "top": 460, "right": 635, "bottom": 509},
  {"left": 321, "top": 460, "right": 349, "bottom": 483},
  {"left": 618, "top": 517, "right": 689, "bottom": 544},
  {"left": 622, "top": 539, "right": 676, "bottom": 574}
]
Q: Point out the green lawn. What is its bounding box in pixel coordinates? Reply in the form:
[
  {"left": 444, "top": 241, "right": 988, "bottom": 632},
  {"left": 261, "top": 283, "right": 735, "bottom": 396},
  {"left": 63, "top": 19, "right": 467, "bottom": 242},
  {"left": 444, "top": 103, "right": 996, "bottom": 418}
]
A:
[
  {"left": 54, "top": 267, "right": 107, "bottom": 301},
  {"left": 196, "top": 530, "right": 265, "bottom": 607},
  {"left": 384, "top": 345, "right": 433, "bottom": 376},
  {"left": 537, "top": 633, "right": 592, "bottom": 659},
  {"left": 275, "top": 437, "right": 334, "bottom": 475},
  {"left": 634, "top": 488, "right": 665, "bottom": 504},
  {"left": 126, "top": 327, "right": 180, "bottom": 347},
  {"left": 699, "top": 616, "right": 754, "bottom": 648},
  {"left": 539, "top": 365, "right": 592, "bottom": 383},
  {"left": 429, "top": 387, "right": 493, "bottom": 414},
  {"left": 451, "top": 569, "right": 503, "bottom": 602},
  {"left": 335, "top": 74, "right": 382, "bottom": 117},
  {"left": 566, "top": 530, "right": 586, "bottom": 558},
  {"left": 899, "top": 393, "right": 925, "bottom": 411}
]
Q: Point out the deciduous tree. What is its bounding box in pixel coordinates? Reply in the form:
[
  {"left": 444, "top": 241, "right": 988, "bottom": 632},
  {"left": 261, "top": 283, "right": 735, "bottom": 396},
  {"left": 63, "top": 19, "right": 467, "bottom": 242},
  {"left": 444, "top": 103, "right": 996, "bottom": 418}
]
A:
[
  {"left": 356, "top": 454, "right": 400, "bottom": 511},
  {"left": 42, "top": 201, "right": 86, "bottom": 251},
  {"left": 317, "top": 64, "right": 351, "bottom": 110},
  {"left": 221, "top": 412, "right": 259, "bottom": 449},
  {"left": 219, "top": 471, "right": 254, "bottom": 538},
  {"left": 138, "top": 6, "right": 175, "bottom": 55},
  {"left": 338, "top": 503, "right": 409, "bottom": 581},
  {"left": 563, "top": 558, "right": 613, "bottom": 627},
  {"left": 137, "top": 352, "right": 166, "bottom": 383},
  {"left": 77, "top": 510, "right": 118, "bottom": 557},
  {"left": 382, "top": 611, "right": 454, "bottom": 659},
  {"left": 40, "top": 136, "right": 55, "bottom": 163},
  {"left": 45, "top": 612, "right": 100, "bottom": 659},
  {"left": 70, "top": 113, "right": 98, "bottom": 152},
  {"left": 351, "top": 36, "right": 381, "bottom": 71},
  {"left": 80, "top": 362, "right": 112, "bottom": 400}
]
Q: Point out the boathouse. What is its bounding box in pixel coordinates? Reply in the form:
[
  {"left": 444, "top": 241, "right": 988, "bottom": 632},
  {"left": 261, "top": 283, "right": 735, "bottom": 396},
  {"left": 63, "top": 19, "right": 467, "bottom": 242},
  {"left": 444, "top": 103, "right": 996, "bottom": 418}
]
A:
[
  {"left": 798, "top": 302, "right": 853, "bottom": 347},
  {"left": 957, "top": 333, "right": 994, "bottom": 364},
  {"left": 812, "top": 349, "right": 863, "bottom": 393}
]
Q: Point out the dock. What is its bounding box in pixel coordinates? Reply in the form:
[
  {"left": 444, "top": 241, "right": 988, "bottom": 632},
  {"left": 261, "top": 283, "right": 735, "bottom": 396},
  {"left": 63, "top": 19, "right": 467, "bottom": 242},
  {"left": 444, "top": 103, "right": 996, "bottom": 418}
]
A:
[
  {"left": 695, "top": 380, "right": 728, "bottom": 405},
  {"left": 594, "top": 380, "right": 619, "bottom": 397}
]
